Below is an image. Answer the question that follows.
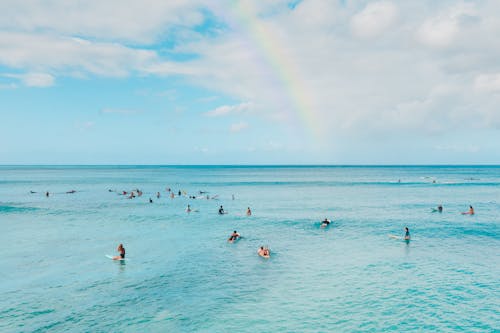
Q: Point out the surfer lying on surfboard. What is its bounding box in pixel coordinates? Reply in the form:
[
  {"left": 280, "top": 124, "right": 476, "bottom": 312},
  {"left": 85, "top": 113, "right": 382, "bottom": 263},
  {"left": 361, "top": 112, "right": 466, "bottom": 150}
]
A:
[
  {"left": 461, "top": 205, "right": 474, "bottom": 215},
  {"left": 228, "top": 230, "right": 241, "bottom": 243}
]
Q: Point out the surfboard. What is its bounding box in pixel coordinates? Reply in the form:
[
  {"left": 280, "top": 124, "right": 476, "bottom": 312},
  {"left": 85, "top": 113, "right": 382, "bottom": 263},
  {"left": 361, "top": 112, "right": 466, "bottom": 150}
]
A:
[
  {"left": 388, "top": 234, "right": 401, "bottom": 240},
  {"left": 105, "top": 254, "right": 127, "bottom": 261}
]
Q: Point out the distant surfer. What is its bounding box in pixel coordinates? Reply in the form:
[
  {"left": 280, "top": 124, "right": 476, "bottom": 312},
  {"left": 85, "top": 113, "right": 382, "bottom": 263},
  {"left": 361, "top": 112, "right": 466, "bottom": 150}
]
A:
[
  {"left": 149, "top": 198, "right": 153, "bottom": 203},
  {"left": 112, "top": 244, "right": 125, "bottom": 260},
  {"left": 404, "top": 227, "right": 410, "bottom": 240},
  {"left": 320, "top": 218, "right": 331, "bottom": 228},
  {"left": 462, "top": 205, "right": 474, "bottom": 215},
  {"left": 246, "top": 207, "right": 252, "bottom": 216},
  {"left": 156, "top": 192, "right": 161, "bottom": 199},
  {"left": 219, "top": 205, "right": 225, "bottom": 214},
  {"left": 258, "top": 246, "right": 270, "bottom": 258},
  {"left": 187, "top": 204, "right": 192, "bottom": 213},
  {"left": 432, "top": 205, "right": 443, "bottom": 213},
  {"left": 66, "top": 190, "right": 76, "bottom": 194},
  {"left": 228, "top": 230, "right": 240, "bottom": 243},
  {"left": 46, "top": 191, "right": 49, "bottom": 197}
]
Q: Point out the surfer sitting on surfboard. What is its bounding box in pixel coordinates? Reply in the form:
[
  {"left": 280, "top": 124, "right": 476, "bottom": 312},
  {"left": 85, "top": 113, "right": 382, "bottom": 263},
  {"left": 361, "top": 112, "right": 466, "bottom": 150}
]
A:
[
  {"left": 321, "top": 218, "right": 331, "bottom": 227},
  {"left": 404, "top": 227, "right": 410, "bottom": 240},
  {"left": 228, "top": 230, "right": 240, "bottom": 243},
  {"left": 218, "top": 205, "right": 225, "bottom": 214},
  {"left": 112, "top": 243, "right": 125, "bottom": 260}
]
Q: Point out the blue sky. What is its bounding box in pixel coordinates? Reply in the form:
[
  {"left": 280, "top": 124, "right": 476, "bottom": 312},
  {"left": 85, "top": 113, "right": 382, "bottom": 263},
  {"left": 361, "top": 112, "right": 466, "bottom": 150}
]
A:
[{"left": 1, "top": 0, "right": 499, "bottom": 164}]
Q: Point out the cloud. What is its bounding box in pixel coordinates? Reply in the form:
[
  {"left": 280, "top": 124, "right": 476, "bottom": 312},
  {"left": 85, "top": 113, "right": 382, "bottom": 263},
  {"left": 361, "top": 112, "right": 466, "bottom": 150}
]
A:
[
  {"left": 229, "top": 122, "right": 248, "bottom": 133},
  {"left": 0, "top": 0, "right": 206, "bottom": 44},
  {"left": 205, "top": 102, "right": 252, "bottom": 117},
  {"left": 416, "top": 3, "right": 477, "bottom": 48},
  {"left": 350, "top": 1, "right": 398, "bottom": 38},
  {"left": 474, "top": 73, "right": 500, "bottom": 93},
  {"left": 3, "top": 72, "right": 54, "bottom": 87},
  {"left": 2, "top": 0, "right": 500, "bottom": 144}
]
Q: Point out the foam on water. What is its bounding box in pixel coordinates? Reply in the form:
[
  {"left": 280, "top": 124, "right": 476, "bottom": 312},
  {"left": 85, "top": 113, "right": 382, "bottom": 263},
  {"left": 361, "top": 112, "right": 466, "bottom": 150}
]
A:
[{"left": 0, "top": 166, "right": 499, "bottom": 332}]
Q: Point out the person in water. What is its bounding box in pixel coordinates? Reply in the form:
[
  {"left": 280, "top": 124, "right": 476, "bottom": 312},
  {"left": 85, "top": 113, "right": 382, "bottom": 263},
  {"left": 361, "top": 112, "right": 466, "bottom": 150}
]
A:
[
  {"left": 438, "top": 205, "right": 443, "bottom": 213},
  {"left": 246, "top": 207, "right": 252, "bottom": 216},
  {"left": 113, "top": 243, "right": 126, "bottom": 260},
  {"left": 46, "top": 191, "right": 49, "bottom": 197},
  {"left": 186, "top": 204, "right": 192, "bottom": 213},
  {"left": 149, "top": 198, "right": 153, "bottom": 203},
  {"left": 219, "top": 206, "right": 225, "bottom": 214},
  {"left": 156, "top": 192, "right": 161, "bottom": 199},
  {"left": 258, "top": 246, "right": 270, "bottom": 258},
  {"left": 404, "top": 227, "right": 410, "bottom": 240},
  {"left": 228, "top": 230, "right": 240, "bottom": 242},
  {"left": 321, "top": 218, "right": 331, "bottom": 227}
]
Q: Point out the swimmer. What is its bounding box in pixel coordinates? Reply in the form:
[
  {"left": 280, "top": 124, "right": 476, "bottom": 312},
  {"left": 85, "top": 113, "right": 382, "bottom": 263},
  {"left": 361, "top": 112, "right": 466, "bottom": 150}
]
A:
[
  {"left": 258, "top": 246, "right": 270, "bottom": 258},
  {"left": 228, "top": 230, "right": 240, "bottom": 243},
  {"left": 246, "top": 207, "right": 252, "bottom": 216},
  {"left": 218, "top": 205, "right": 225, "bottom": 214},
  {"left": 149, "top": 198, "right": 153, "bottom": 203},
  {"left": 186, "top": 204, "right": 192, "bottom": 213},
  {"left": 321, "top": 218, "right": 331, "bottom": 227},
  {"left": 404, "top": 227, "right": 410, "bottom": 240},
  {"left": 112, "top": 243, "right": 126, "bottom": 260}
]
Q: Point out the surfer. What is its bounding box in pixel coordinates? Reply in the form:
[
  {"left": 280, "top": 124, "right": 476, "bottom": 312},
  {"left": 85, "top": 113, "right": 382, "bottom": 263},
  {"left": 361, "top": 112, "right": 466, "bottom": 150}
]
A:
[
  {"left": 258, "top": 246, "right": 270, "bottom": 258},
  {"left": 463, "top": 205, "right": 474, "bottom": 215},
  {"left": 186, "top": 204, "right": 192, "bottom": 213},
  {"left": 156, "top": 192, "right": 161, "bottom": 199},
  {"left": 149, "top": 198, "right": 153, "bottom": 203},
  {"left": 228, "top": 230, "right": 240, "bottom": 242},
  {"left": 113, "top": 244, "right": 126, "bottom": 260},
  {"left": 46, "top": 191, "right": 49, "bottom": 197},
  {"left": 218, "top": 205, "right": 225, "bottom": 214},
  {"left": 438, "top": 205, "right": 443, "bottom": 213},
  {"left": 404, "top": 227, "right": 410, "bottom": 240},
  {"left": 246, "top": 207, "right": 252, "bottom": 216},
  {"left": 321, "top": 218, "right": 331, "bottom": 227}
]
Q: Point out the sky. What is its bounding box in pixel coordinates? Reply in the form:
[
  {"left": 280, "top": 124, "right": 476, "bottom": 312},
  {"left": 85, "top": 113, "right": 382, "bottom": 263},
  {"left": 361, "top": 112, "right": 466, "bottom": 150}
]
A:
[{"left": 1, "top": 0, "right": 499, "bottom": 165}]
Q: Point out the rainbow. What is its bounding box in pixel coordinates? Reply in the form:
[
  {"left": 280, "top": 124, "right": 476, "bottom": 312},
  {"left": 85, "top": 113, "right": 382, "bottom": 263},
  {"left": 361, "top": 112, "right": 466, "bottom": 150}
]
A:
[{"left": 230, "top": 1, "right": 324, "bottom": 142}]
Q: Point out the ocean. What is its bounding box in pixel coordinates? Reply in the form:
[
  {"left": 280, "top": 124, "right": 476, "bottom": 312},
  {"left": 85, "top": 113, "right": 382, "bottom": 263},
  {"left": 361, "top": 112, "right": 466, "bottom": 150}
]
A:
[{"left": 1, "top": 165, "right": 499, "bottom": 332}]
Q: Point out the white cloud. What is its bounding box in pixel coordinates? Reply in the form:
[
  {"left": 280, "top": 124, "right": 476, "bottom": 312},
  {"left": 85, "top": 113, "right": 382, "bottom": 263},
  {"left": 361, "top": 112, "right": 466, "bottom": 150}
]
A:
[
  {"left": 2, "top": 0, "right": 500, "bottom": 145},
  {"left": 0, "top": 0, "right": 207, "bottom": 44},
  {"left": 229, "top": 122, "right": 248, "bottom": 133},
  {"left": 0, "top": 32, "right": 160, "bottom": 77},
  {"left": 22, "top": 72, "right": 55, "bottom": 87},
  {"left": 350, "top": 1, "right": 398, "bottom": 38},
  {"left": 416, "top": 3, "right": 477, "bottom": 48},
  {"left": 205, "top": 102, "right": 252, "bottom": 117},
  {"left": 474, "top": 73, "right": 500, "bottom": 93},
  {"left": 3, "top": 72, "right": 54, "bottom": 87}
]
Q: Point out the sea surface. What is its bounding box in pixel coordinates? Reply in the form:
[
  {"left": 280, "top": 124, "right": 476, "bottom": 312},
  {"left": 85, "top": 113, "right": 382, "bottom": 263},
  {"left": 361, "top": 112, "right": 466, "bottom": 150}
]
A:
[{"left": 1, "top": 165, "right": 499, "bottom": 332}]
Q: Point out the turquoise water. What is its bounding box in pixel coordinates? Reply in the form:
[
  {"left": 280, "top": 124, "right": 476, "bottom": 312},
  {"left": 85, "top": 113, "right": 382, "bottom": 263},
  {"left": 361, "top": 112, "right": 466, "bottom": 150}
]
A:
[{"left": 1, "top": 166, "right": 499, "bottom": 332}]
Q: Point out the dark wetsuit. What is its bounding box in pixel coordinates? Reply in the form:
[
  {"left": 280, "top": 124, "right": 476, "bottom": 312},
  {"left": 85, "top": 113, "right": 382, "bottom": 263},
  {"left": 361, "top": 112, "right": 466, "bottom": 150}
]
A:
[{"left": 120, "top": 249, "right": 125, "bottom": 259}]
